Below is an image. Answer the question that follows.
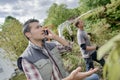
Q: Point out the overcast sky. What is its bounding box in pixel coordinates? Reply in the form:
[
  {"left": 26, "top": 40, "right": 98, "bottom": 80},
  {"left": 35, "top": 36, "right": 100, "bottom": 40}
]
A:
[{"left": 0, "top": 0, "right": 79, "bottom": 24}]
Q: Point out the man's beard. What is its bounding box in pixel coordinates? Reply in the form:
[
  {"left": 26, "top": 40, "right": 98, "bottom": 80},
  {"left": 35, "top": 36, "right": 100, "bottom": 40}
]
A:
[{"left": 42, "top": 37, "right": 48, "bottom": 43}]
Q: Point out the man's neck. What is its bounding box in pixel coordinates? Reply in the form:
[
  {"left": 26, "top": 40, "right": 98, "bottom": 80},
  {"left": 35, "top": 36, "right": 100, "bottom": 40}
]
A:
[
  {"left": 30, "top": 39, "right": 43, "bottom": 48},
  {"left": 79, "top": 28, "right": 84, "bottom": 31}
]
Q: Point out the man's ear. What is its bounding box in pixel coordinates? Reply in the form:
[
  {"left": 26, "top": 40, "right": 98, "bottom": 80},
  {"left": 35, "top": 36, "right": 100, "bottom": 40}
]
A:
[{"left": 25, "top": 32, "right": 31, "bottom": 38}]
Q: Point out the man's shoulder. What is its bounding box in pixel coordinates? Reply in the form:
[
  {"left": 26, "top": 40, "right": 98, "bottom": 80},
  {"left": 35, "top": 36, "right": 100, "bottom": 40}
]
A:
[
  {"left": 20, "top": 46, "right": 32, "bottom": 57},
  {"left": 45, "top": 42, "right": 57, "bottom": 50}
]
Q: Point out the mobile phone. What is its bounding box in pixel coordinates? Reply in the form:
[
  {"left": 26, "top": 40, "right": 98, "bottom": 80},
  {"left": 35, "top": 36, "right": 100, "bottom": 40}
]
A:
[{"left": 44, "top": 30, "right": 49, "bottom": 35}]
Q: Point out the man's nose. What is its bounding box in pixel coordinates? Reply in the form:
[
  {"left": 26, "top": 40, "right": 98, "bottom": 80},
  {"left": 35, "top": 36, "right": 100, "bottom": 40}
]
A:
[
  {"left": 40, "top": 28, "right": 44, "bottom": 32},
  {"left": 39, "top": 27, "right": 43, "bottom": 30}
]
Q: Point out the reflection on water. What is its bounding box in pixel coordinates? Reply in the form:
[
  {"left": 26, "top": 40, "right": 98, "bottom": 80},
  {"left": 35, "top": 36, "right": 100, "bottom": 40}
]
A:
[{"left": 0, "top": 48, "right": 15, "bottom": 80}]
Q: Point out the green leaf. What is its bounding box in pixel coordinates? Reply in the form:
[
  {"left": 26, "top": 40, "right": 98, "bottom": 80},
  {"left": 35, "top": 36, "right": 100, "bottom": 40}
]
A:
[{"left": 97, "top": 33, "right": 120, "bottom": 59}]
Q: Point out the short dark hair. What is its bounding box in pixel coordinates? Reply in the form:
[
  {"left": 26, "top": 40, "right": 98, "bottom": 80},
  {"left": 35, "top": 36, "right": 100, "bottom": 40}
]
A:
[
  {"left": 23, "top": 19, "right": 39, "bottom": 39},
  {"left": 74, "top": 20, "right": 79, "bottom": 28}
]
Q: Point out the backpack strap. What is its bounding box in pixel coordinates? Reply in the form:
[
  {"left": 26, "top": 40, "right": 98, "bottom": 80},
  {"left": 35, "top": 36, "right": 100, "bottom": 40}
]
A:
[{"left": 17, "top": 57, "right": 23, "bottom": 71}]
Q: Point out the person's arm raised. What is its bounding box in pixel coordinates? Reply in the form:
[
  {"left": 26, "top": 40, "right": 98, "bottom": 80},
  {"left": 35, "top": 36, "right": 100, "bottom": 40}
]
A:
[{"left": 45, "top": 29, "right": 70, "bottom": 46}]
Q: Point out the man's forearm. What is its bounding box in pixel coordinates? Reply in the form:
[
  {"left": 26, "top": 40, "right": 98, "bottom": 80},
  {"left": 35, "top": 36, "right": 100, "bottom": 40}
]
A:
[
  {"left": 86, "top": 46, "right": 96, "bottom": 51},
  {"left": 53, "top": 34, "right": 69, "bottom": 46},
  {"left": 62, "top": 77, "right": 72, "bottom": 80}
]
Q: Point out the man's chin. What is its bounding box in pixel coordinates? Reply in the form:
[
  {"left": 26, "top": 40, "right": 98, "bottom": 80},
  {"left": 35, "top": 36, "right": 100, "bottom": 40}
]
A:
[{"left": 41, "top": 38, "right": 48, "bottom": 42}]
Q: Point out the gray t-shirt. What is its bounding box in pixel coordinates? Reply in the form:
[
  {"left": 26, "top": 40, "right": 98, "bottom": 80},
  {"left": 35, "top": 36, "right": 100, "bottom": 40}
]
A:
[{"left": 77, "top": 29, "right": 95, "bottom": 58}]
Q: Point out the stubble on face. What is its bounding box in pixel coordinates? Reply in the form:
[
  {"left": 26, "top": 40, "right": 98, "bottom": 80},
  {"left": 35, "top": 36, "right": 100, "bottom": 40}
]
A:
[{"left": 29, "top": 22, "right": 45, "bottom": 41}]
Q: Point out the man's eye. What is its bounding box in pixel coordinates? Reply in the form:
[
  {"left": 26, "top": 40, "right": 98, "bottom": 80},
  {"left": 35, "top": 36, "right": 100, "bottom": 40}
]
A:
[
  {"left": 40, "top": 25, "right": 42, "bottom": 27},
  {"left": 36, "top": 25, "right": 41, "bottom": 28}
]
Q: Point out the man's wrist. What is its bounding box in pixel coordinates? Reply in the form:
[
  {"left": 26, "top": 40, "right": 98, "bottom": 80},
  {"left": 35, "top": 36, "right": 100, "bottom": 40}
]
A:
[
  {"left": 52, "top": 34, "right": 58, "bottom": 40},
  {"left": 62, "top": 76, "right": 72, "bottom": 80}
]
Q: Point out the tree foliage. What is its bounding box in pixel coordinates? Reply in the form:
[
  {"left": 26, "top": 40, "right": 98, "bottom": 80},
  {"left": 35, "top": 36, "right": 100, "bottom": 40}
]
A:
[
  {"left": 0, "top": 16, "right": 27, "bottom": 60},
  {"left": 44, "top": 3, "right": 80, "bottom": 32},
  {"left": 78, "top": 0, "right": 111, "bottom": 13}
]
